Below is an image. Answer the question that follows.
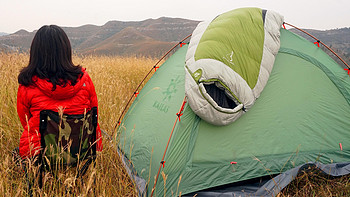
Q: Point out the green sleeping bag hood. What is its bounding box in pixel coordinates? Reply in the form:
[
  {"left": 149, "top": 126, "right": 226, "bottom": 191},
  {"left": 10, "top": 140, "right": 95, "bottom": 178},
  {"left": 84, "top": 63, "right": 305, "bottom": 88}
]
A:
[{"left": 185, "top": 7, "right": 284, "bottom": 125}]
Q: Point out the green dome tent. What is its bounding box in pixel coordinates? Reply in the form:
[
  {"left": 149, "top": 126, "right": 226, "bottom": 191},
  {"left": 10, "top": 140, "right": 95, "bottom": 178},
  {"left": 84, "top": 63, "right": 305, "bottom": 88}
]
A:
[{"left": 116, "top": 7, "right": 350, "bottom": 197}]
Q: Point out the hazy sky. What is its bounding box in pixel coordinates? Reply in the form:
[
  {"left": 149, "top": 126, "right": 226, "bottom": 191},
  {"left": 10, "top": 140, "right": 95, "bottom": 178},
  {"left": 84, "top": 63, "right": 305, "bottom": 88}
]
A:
[{"left": 0, "top": 0, "right": 349, "bottom": 33}]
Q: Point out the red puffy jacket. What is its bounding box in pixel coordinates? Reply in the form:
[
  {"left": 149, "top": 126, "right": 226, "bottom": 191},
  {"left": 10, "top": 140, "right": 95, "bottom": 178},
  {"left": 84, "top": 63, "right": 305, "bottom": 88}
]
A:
[{"left": 17, "top": 68, "right": 102, "bottom": 159}]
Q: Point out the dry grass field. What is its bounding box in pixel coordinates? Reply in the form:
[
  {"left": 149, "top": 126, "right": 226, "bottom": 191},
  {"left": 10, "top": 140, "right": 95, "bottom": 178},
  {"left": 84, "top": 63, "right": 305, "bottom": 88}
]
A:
[
  {"left": 0, "top": 52, "right": 156, "bottom": 196},
  {"left": 1, "top": 52, "right": 350, "bottom": 196}
]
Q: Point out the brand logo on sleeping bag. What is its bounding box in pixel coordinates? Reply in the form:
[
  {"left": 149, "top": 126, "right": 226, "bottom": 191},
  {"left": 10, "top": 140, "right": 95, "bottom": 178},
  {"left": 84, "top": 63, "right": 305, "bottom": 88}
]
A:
[
  {"left": 152, "top": 76, "right": 181, "bottom": 113},
  {"left": 223, "top": 51, "right": 235, "bottom": 66}
]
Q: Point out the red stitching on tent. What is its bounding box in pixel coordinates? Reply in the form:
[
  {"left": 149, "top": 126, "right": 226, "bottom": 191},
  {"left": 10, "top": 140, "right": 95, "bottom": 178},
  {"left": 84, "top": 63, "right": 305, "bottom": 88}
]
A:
[
  {"left": 176, "top": 112, "right": 183, "bottom": 121},
  {"left": 339, "top": 143, "right": 343, "bottom": 151},
  {"left": 161, "top": 161, "right": 166, "bottom": 168},
  {"left": 176, "top": 99, "right": 187, "bottom": 121},
  {"left": 314, "top": 40, "right": 320, "bottom": 47},
  {"left": 180, "top": 42, "right": 187, "bottom": 47},
  {"left": 230, "top": 161, "right": 237, "bottom": 165},
  {"left": 154, "top": 66, "right": 159, "bottom": 71},
  {"left": 134, "top": 92, "right": 139, "bottom": 97},
  {"left": 179, "top": 100, "right": 187, "bottom": 112},
  {"left": 283, "top": 23, "right": 286, "bottom": 29},
  {"left": 344, "top": 68, "right": 350, "bottom": 76}
]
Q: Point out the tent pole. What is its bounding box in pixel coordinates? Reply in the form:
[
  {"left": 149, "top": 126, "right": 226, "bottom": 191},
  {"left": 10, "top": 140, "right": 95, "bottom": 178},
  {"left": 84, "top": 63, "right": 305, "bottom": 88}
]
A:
[
  {"left": 150, "top": 97, "right": 187, "bottom": 197},
  {"left": 283, "top": 22, "right": 350, "bottom": 69},
  {"left": 113, "top": 34, "right": 192, "bottom": 133}
]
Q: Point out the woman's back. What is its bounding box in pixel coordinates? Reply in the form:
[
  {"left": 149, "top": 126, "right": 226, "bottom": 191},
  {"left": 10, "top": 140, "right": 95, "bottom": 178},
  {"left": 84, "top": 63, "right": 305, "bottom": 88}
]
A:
[{"left": 16, "top": 25, "right": 102, "bottom": 159}]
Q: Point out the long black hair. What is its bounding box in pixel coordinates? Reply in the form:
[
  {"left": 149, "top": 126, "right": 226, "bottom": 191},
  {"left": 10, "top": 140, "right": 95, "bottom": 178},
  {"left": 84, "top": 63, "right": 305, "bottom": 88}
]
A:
[{"left": 18, "top": 25, "right": 83, "bottom": 90}]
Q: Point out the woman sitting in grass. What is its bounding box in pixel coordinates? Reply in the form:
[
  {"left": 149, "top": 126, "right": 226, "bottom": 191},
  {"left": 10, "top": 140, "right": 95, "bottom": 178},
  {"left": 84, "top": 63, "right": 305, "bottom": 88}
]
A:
[{"left": 16, "top": 25, "right": 102, "bottom": 159}]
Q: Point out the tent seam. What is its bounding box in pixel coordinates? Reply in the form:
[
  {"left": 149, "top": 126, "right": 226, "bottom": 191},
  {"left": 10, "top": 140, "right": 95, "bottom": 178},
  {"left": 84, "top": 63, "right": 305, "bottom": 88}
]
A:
[{"left": 279, "top": 47, "right": 350, "bottom": 107}]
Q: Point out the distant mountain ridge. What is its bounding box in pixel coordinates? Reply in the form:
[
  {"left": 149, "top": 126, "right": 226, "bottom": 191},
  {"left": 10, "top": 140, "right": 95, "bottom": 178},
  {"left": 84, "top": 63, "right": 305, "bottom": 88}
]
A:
[
  {"left": 0, "top": 17, "right": 199, "bottom": 57},
  {"left": 0, "top": 18, "right": 349, "bottom": 62}
]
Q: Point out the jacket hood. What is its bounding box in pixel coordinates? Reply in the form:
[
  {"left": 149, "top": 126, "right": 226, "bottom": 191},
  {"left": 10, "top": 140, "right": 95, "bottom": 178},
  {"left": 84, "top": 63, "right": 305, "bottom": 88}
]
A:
[{"left": 33, "top": 70, "right": 87, "bottom": 100}]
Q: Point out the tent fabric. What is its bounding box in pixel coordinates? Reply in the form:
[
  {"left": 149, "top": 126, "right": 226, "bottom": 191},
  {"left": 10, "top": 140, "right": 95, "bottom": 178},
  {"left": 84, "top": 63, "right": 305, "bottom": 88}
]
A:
[
  {"left": 185, "top": 8, "right": 284, "bottom": 125},
  {"left": 183, "top": 162, "right": 350, "bottom": 197},
  {"left": 117, "top": 9, "right": 350, "bottom": 197},
  {"left": 117, "top": 45, "right": 189, "bottom": 197}
]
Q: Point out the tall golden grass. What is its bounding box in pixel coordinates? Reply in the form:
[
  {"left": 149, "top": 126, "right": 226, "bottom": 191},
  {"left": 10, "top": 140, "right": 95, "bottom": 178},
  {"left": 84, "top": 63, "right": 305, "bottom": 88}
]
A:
[
  {"left": 1, "top": 52, "right": 350, "bottom": 196},
  {"left": 0, "top": 52, "right": 157, "bottom": 196}
]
